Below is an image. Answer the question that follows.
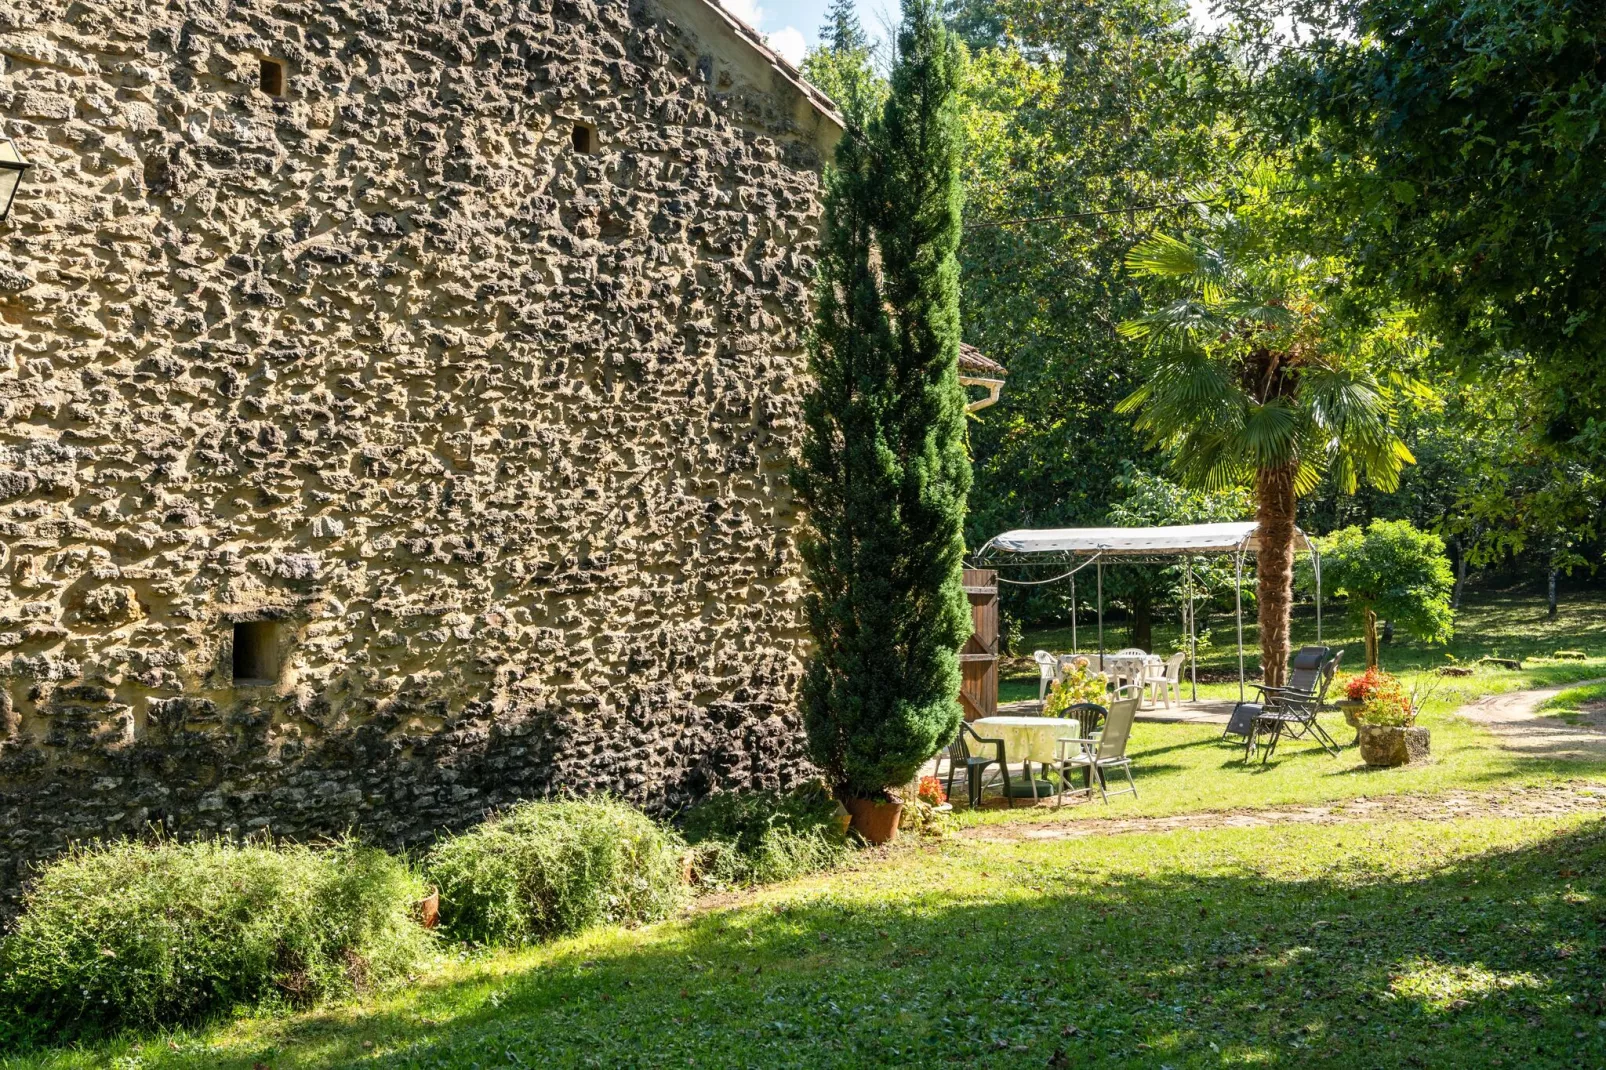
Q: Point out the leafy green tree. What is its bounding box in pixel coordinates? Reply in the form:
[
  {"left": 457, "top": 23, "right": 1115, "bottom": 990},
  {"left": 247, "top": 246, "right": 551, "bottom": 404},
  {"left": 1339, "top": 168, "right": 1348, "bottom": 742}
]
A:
[
  {"left": 1228, "top": 0, "right": 1606, "bottom": 455},
  {"left": 1436, "top": 389, "right": 1603, "bottom": 620},
  {"left": 821, "top": 0, "right": 868, "bottom": 52},
  {"left": 802, "top": 0, "right": 885, "bottom": 121},
  {"left": 1117, "top": 186, "right": 1416, "bottom": 685},
  {"left": 794, "top": 0, "right": 972, "bottom": 801},
  {"left": 1103, "top": 468, "right": 1250, "bottom": 651},
  {"left": 955, "top": 0, "right": 1224, "bottom": 609},
  {"left": 1314, "top": 521, "right": 1454, "bottom": 670}
]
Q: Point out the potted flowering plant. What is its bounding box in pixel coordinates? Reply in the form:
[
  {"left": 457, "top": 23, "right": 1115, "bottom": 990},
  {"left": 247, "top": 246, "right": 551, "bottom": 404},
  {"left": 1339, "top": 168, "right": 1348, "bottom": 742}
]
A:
[
  {"left": 1043, "top": 657, "right": 1108, "bottom": 717},
  {"left": 1337, "top": 666, "right": 1389, "bottom": 732},
  {"left": 1356, "top": 674, "right": 1436, "bottom": 767}
]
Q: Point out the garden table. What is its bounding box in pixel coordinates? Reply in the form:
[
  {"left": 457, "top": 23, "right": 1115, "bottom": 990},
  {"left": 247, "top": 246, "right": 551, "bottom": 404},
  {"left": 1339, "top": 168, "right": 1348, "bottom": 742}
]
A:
[
  {"left": 972, "top": 715, "right": 1081, "bottom": 801},
  {"left": 1105, "top": 654, "right": 1163, "bottom": 696}
]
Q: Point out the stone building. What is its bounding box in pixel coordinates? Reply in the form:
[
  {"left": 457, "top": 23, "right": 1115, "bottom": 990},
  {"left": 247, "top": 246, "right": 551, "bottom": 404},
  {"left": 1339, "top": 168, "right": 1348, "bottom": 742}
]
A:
[{"left": 0, "top": 0, "right": 842, "bottom": 906}]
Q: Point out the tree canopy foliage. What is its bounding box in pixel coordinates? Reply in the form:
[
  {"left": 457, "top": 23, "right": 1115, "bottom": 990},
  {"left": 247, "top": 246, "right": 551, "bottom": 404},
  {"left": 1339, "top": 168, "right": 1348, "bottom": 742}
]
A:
[
  {"left": 1314, "top": 520, "right": 1455, "bottom": 669},
  {"left": 797, "top": 0, "right": 1603, "bottom": 672},
  {"left": 1226, "top": 0, "right": 1606, "bottom": 456}
]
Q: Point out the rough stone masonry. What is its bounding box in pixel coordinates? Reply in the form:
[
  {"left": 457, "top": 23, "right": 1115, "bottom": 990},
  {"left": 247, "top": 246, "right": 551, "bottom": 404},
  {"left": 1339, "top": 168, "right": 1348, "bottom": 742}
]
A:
[{"left": 0, "top": 0, "right": 843, "bottom": 910}]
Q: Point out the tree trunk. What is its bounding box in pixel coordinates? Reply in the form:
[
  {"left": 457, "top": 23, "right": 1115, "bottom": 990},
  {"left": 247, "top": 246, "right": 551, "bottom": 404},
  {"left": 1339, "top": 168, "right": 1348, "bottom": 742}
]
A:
[
  {"left": 1451, "top": 541, "right": 1466, "bottom": 610},
  {"left": 1364, "top": 606, "right": 1379, "bottom": 669},
  {"left": 1548, "top": 568, "right": 1559, "bottom": 621},
  {"left": 1255, "top": 464, "right": 1298, "bottom": 688},
  {"left": 1130, "top": 597, "right": 1153, "bottom": 652}
]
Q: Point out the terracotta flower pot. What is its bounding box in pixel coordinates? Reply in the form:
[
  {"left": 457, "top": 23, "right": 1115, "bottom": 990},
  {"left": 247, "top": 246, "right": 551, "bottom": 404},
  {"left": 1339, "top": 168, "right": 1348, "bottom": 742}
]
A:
[
  {"left": 415, "top": 889, "right": 440, "bottom": 930},
  {"left": 844, "top": 796, "right": 903, "bottom": 845},
  {"left": 1358, "top": 724, "right": 1431, "bottom": 767}
]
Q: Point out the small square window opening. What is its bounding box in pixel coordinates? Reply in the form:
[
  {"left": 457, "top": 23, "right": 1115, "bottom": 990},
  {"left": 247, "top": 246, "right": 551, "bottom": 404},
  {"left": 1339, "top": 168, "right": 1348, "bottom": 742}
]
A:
[
  {"left": 260, "top": 58, "right": 286, "bottom": 97},
  {"left": 232, "top": 620, "right": 280, "bottom": 684},
  {"left": 572, "top": 123, "right": 595, "bottom": 154}
]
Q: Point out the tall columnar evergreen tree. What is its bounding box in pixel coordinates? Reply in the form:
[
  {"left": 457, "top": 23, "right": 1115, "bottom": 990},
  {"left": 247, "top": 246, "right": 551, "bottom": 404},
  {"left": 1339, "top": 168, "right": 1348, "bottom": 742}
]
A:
[{"left": 794, "top": 0, "right": 972, "bottom": 801}]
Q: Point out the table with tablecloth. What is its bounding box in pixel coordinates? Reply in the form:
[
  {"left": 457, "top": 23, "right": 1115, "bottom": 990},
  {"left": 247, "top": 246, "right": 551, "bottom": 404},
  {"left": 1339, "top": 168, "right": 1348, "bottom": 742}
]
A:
[{"left": 971, "top": 715, "right": 1086, "bottom": 800}]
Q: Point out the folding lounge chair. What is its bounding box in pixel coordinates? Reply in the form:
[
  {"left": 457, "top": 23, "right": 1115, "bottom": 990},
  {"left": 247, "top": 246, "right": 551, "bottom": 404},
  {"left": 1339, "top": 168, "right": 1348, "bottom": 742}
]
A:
[
  {"left": 1246, "top": 648, "right": 1345, "bottom": 763},
  {"left": 1224, "top": 645, "right": 1326, "bottom": 744}
]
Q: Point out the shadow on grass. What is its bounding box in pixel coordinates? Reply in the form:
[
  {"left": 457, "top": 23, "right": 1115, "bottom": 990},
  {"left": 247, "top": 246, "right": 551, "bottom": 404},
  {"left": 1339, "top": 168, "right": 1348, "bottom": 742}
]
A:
[{"left": 77, "top": 820, "right": 1606, "bottom": 1070}]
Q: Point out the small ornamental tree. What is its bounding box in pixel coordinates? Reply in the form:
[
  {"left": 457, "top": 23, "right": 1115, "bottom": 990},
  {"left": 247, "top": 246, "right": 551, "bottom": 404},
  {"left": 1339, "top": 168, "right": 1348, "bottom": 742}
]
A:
[
  {"left": 793, "top": 0, "right": 972, "bottom": 802},
  {"left": 1316, "top": 520, "right": 1453, "bottom": 670}
]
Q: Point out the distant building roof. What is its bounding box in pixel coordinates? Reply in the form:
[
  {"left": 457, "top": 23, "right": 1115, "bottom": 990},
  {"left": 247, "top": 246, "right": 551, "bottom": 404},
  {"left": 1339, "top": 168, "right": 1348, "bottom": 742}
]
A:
[{"left": 959, "top": 343, "right": 1007, "bottom": 378}]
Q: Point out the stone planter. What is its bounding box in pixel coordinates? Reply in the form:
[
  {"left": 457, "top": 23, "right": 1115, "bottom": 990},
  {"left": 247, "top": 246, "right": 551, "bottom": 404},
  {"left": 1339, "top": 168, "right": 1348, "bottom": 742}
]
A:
[
  {"left": 1335, "top": 700, "right": 1365, "bottom": 729},
  {"left": 1358, "top": 724, "right": 1431, "bottom": 767}
]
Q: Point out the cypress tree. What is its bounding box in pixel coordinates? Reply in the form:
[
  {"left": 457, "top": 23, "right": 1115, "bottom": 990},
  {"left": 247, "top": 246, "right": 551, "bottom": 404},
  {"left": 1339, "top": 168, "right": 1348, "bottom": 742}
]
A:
[{"left": 794, "top": 0, "right": 971, "bottom": 801}]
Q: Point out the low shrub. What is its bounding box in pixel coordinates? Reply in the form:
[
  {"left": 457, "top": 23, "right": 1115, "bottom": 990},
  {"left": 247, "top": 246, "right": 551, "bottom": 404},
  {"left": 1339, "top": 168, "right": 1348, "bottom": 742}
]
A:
[
  {"left": 681, "top": 783, "right": 849, "bottom": 888},
  {"left": 424, "top": 797, "right": 686, "bottom": 946},
  {"left": 0, "top": 838, "right": 431, "bottom": 1045}
]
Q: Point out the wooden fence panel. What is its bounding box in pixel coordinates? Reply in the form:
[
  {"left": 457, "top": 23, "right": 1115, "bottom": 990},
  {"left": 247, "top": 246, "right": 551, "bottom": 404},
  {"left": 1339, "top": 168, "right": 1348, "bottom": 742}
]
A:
[{"left": 959, "top": 569, "right": 998, "bottom": 721}]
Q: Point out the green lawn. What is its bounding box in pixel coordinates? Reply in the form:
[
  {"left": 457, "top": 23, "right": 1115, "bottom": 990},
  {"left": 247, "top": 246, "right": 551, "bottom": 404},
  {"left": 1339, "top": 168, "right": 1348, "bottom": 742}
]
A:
[
  {"left": 16, "top": 816, "right": 1606, "bottom": 1069},
  {"left": 1540, "top": 682, "right": 1606, "bottom": 724},
  {"left": 9, "top": 586, "right": 1606, "bottom": 1068},
  {"left": 1000, "top": 584, "right": 1606, "bottom": 706}
]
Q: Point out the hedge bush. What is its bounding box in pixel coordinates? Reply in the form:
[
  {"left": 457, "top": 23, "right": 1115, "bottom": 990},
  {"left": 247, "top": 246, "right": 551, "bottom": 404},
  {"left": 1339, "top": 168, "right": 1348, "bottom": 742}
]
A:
[
  {"left": 0, "top": 838, "right": 432, "bottom": 1046},
  {"left": 424, "top": 798, "right": 686, "bottom": 946},
  {"left": 681, "top": 784, "right": 849, "bottom": 888}
]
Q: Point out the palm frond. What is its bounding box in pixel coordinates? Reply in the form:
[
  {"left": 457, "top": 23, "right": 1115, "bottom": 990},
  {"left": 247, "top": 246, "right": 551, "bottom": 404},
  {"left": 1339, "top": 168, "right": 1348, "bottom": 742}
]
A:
[{"left": 1240, "top": 399, "right": 1303, "bottom": 470}]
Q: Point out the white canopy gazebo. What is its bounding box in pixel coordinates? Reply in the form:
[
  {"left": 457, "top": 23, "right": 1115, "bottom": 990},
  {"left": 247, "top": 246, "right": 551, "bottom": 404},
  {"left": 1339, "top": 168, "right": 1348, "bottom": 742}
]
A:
[{"left": 973, "top": 522, "right": 1322, "bottom": 701}]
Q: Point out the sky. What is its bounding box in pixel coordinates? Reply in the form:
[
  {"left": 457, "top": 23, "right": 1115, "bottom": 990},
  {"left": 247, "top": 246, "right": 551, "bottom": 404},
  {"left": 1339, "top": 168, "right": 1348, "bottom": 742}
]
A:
[{"left": 723, "top": 0, "right": 1225, "bottom": 67}]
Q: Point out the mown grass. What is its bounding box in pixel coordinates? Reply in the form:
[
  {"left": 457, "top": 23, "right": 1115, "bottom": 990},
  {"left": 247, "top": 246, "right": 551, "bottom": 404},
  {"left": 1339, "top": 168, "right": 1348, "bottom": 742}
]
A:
[
  {"left": 9, "top": 587, "right": 1606, "bottom": 1068},
  {"left": 13, "top": 816, "right": 1606, "bottom": 1069},
  {"left": 1540, "top": 682, "right": 1606, "bottom": 725},
  {"left": 976, "top": 588, "right": 1606, "bottom": 823}
]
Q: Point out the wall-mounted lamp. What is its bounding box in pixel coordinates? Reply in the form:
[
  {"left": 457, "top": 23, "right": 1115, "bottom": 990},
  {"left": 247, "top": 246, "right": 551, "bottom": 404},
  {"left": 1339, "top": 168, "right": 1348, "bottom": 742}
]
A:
[{"left": 0, "top": 132, "right": 32, "bottom": 224}]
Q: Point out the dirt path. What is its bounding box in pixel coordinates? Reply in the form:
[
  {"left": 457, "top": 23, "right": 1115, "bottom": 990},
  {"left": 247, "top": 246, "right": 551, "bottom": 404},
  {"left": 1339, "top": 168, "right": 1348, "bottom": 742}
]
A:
[
  {"left": 958, "top": 782, "right": 1606, "bottom": 843},
  {"left": 1455, "top": 677, "right": 1606, "bottom": 762}
]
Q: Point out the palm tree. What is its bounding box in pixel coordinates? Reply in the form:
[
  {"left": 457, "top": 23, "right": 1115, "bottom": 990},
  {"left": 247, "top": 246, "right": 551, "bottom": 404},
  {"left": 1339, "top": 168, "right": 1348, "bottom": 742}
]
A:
[{"left": 1116, "top": 227, "right": 1415, "bottom": 686}]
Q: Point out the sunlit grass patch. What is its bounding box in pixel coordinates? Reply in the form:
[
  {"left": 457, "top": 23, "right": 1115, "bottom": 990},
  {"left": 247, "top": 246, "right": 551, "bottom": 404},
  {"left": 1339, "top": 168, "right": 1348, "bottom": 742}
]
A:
[
  {"left": 1539, "top": 681, "right": 1606, "bottom": 723},
  {"left": 1388, "top": 959, "right": 1545, "bottom": 1012},
  {"left": 6, "top": 816, "right": 1605, "bottom": 1069}
]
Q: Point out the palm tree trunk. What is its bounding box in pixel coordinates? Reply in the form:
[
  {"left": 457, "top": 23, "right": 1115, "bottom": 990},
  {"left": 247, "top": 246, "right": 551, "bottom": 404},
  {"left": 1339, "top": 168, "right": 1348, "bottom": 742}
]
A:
[{"left": 1255, "top": 464, "right": 1298, "bottom": 688}]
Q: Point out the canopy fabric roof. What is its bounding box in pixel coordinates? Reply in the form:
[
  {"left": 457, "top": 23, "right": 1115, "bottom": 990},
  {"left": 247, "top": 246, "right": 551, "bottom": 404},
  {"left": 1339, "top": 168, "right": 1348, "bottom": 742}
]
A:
[{"left": 985, "top": 521, "right": 1307, "bottom": 556}]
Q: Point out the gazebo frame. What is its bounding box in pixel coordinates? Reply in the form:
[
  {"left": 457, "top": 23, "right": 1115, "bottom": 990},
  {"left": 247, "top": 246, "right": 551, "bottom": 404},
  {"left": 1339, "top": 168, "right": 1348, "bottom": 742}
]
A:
[{"left": 971, "top": 522, "right": 1322, "bottom": 702}]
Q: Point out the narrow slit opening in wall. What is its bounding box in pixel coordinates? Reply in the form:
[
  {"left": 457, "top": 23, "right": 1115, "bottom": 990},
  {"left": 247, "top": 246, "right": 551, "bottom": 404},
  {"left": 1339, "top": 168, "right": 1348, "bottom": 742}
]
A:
[
  {"left": 233, "top": 621, "right": 280, "bottom": 684},
  {"left": 571, "top": 123, "right": 595, "bottom": 154},
  {"left": 260, "top": 58, "right": 286, "bottom": 97}
]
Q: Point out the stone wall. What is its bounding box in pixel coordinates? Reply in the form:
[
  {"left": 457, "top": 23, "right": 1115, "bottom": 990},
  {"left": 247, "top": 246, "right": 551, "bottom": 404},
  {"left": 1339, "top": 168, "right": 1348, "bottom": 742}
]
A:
[{"left": 0, "top": 0, "right": 838, "bottom": 911}]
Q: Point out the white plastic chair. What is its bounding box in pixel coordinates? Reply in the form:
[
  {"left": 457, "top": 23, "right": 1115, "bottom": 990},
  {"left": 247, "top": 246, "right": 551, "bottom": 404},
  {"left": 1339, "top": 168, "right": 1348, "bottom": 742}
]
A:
[
  {"left": 1146, "top": 651, "right": 1187, "bottom": 709},
  {"left": 1106, "top": 656, "right": 1146, "bottom": 693},
  {"left": 1033, "top": 650, "right": 1059, "bottom": 706},
  {"left": 1113, "top": 647, "right": 1148, "bottom": 657}
]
